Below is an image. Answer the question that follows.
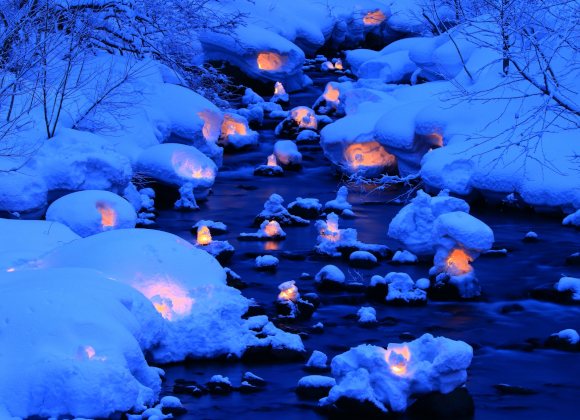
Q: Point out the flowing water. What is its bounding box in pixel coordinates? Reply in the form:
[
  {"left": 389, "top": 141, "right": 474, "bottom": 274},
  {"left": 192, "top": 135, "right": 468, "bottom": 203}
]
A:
[{"left": 155, "top": 71, "right": 580, "bottom": 419}]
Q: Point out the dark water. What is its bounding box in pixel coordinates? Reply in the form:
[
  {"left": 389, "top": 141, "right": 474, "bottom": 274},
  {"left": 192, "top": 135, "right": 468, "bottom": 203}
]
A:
[{"left": 155, "top": 72, "right": 580, "bottom": 419}]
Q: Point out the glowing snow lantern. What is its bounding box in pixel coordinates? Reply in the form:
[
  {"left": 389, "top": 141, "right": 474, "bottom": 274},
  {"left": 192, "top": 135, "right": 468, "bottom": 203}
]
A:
[
  {"left": 290, "top": 107, "right": 318, "bottom": 130},
  {"left": 278, "top": 280, "right": 299, "bottom": 302},
  {"left": 386, "top": 345, "right": 410, "bottom": 375},
  {"left": 274, "top": 81, "right": 286, "bottom": 96},
  {"left": 171, "top": 149, "right": 215, "bottom": 179},
  {"left": 257, "top": 52, "right": 283, "bottom": 70},
  {"left": 344, "top": 141, "right": 396, "bottom": 171},
  {"left": 267, "top": 154, "right": 277, "bottom": 167},
  {"left": 445, "top": 249, "right": 473, "bottom": 276},
  {"left": 263, "top": 220, "right": 281, "bottom": 236},
  {"left": 334, "top": 59, "right": 343, "bottom": 70},
  {"left": 96, "top": 202, "right": 116, "bottom": 227},
  {"left": 137, "top": 278, "right": 194, "bottom": 321},
  {"left": 363, "top": 10, "right": 387, "bottom": 25},
  {"left": 197, "top": 225, "right": 212, "bottom": 245},
  {"left": 324, "top": 84, "right": 340, "bottom": 103}
]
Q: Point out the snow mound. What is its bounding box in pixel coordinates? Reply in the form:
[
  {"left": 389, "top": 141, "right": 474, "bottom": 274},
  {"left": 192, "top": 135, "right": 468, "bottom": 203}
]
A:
[
  {"left": 388, "top": 190, "right": 470, "bottom": 255},
  {"left": 385, "top": 272, "right": 427, "bottom": 304},
  {"left": 0, "top": 268, "right": 164, "bottom": 419},
  {"left": 357, "top": 306, "right": 377, "bottom": 324},
  {"left": 219, "top": 113, "right": 259, "bottom": 150},
  {"left": 325, "top": 187, "right": 353, "bottom": 213},
  {"left": 307, "top": 351, "right": 328, "bottom": 369},
  {"left": 46, "top": 190, "right": 136, "bottom": 238},
  {"left": 392, "top": 250, "right": 418, "bottom": 264},
  {"left": 324, "top": 334, "right": 473, "bottom": 413},
  {"left": 274, "top": 140, "right": 302, "bottom": 168},
  {"left": 30, "top": 229, "right": 256, "bottom": 362},
  {"left": 554, "top": 329, "right": 580, "bottom": 345},
  {"left": 0, "top": 219, "right": 80, "bottom": 271},
  {"left": 563, "top": 210, "right": 580, "bottom": 227},
  {"left": 555, "top": 277, "right": 580, "bottom": 301},
  {"left": 136, "top": 143, "right": 217, "bottom": 200}
]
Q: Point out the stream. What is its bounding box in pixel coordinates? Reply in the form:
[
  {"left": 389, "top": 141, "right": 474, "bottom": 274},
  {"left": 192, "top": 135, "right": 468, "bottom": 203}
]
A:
[{"left": 154, "top": 71, "right": 580, "bottom": 419}]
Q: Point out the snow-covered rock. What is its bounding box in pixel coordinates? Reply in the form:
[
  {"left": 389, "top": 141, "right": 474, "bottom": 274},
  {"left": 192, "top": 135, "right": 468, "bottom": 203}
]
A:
[
  {"left": 254, "top": 194, "right": 309, "bottom": 226},
  {"left": 242, "top": 88, "right": 264, "bottom": 105},
  {"left": 275, "top": 106, "right": 318, "bottom": 138},
  {"left": 287, "top": 197, "right": 323, "bottom": 219},
  {"left": 357, "top": 306, "right": 377, "bottom": 325},
  {"left": 296, "top": 375, "right": 336, "bottom": 399},
  {"left": 349, "top": 250, "right": 378, "bottom": 268},
  {"left": 274, "top": 140, "right": 302, "bottom": 170},
  {"left": 255, "top": 255, "right": 279, "bottom": 271},
  {"left": 314, "top": 265, "right": 346, "bottom": 290},
  {"left": 0, "top": 268, "right": 164, "bottom": 419},
  {"left": 322, "top": 334, "right": 473, "bottom": 413},
  {"left": 563, "top": 210, "right": 580, "bottom": 227},
  {"left": 219, "top": 113, "right": 259, "bottom": 150},
  {"left": 46, "top": 190, "right": 136, "bottom": 238},
  {"left": 136, "top": 143, "right": 217, "bottom": 200},
  {"left": 325, "top": 186, "right": 353, "bottom": 214},
  {"left": 306, "top": 350, "right": 329, "bottom": 370},
  {"left": 385, "top": 272, "right": 427, "bottom": 305},
  {"left": 239, "top": 220, "right": 286, "bottom": 241},
  {"left": 391, "top": 250, "right": 418, "bottom": 264},
  {"left": 174, "top": 182, "right": 199, "bottom": 211},
  {"left": 555, "top": 277, "right": 580, "bottom": 301}
]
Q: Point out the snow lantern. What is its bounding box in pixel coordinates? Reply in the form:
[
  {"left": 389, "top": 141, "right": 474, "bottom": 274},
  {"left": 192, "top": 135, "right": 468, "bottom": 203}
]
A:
[
  {"left": 267, "top": 154, "right": 277, "bottom": 166},
  {"left": 45, "top": 190, "right": 137, "bottom": 238},
  {"left": 257, "top": 52, "right": 283, "bottom": 70},
  {"left": 263, "top": 220, "right": 282, "bottom": 237},
  {"left": 197, "top": 225, "right": 212, "bottom": 245},
  {"left": 290, "top": 106, "right": 318, "bottom": 130},
  {"left": 317, "top": 212, "right": 340, "bottom": 242},
  {"left": 274, "top": 81, "right": 286, "bottom": 96},
  {"left": 222, "top": 113, "right": 248, "bottom": 137},
  {"left": 385, "top": 344, "right": 410, "bottom": 374},
  {"left": 334, "top": 59, "right": 343, "bottom": 70},
  {"left": 278, "top": 280, "right": 299, "bottom": 302},
  {"left": 343, "top": 141, "right": 396, "bottom": 173},
  {"left": 171, "top": 148, "right": 215, "bottom": 180},
  {"left": 363, "top": 10, "right": 387, "bottom": 25},
  {"left": 323, "top": 84, "right": 340, "bottom": 106}
]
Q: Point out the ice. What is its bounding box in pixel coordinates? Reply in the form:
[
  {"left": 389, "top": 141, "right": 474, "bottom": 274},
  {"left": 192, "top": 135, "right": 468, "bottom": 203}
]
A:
[{"left": 45, "top": 190, "right": 136, "bottom": 238}]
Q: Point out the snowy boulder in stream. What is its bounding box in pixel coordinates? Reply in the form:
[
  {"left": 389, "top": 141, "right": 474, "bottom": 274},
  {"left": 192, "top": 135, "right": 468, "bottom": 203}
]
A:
[
  {"left": 254, "top": 194, "right": 309, "bottom": 226},
  {"left": 274, "top": 140, "right": 302, "bottom": 170},
  {"left": 136, "top": 143, "right": 217, "bottom": 200},
  {"left": 46, "top": 190, "right": 136, "bottom": 238},
  {"left": 31, "top": 229, "right": 257, "bottom": 363},
  {"left": 219, "top": 113, "right": 259, "bottom": 150},
  {"left": 0, "top": 268, "right": 164, "bottom": 419},
  {"left": 321, "top": 334, "right": 474, "bottom": 416}
]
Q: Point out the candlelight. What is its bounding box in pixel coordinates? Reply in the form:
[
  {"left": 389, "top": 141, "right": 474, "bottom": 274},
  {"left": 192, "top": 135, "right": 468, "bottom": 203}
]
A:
[
  {"left": 7, "top": 268, "right": 14, "bottom": 272},
  {"left": 197, "top": 225, "right": 212, "bottom": 245},
  {"left": 274, "top": 81, "right": 286, "bottom": 95},
  {"left": 335, "top": 59, "right": 343, "bottom": 70},
  {"left": 134, "top": 276, "right": 194, "bottom": 321},
  {"left": 172, "top": 149, "right": 215, "bottom": 180},
  {"left": 323, "top": 84, "right": 340, "bottom": 103},
  {"left": 290, "top": 107, "right": 318, "bottom": 129},
  {"left": 363, "top": 10, "right": 387, "bottom": 25},
  {"left": 73, "top": 345, "right": 106, "bottom": 361},
  {"left": 96, "top": 202, "right": 116, "bottom": 227},
  {"left": 278, "top": 280, "right": 299, "bottom": 302},
  {"left": 386, "top": 345, "right": 410, "bottom": 375},
  {"left": 344, "top": 141, "right": 395, "bottom": 169},
  {"left": 267, "top": 154, "right": 277, "bottom": 167},
  {"left": 263, "top": 220, "right": 280, "bottom": 236},
  {"left": 257, "top": 52, "right": 283, "bottom": 70}
]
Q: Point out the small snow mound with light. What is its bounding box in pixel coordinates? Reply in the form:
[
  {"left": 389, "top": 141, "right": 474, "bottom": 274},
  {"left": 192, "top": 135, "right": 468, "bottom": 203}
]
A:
[
  {"left": 46, "top": 190, "right": 136, "bottom": 238},
  {"left": 322, "top": 334, "right": 473, "bottom": 413}
]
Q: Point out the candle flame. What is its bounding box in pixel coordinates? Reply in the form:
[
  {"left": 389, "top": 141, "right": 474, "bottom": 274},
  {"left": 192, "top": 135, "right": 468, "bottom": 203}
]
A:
[
  {"left": 197, "top": 226, "right": 212, "bottom": 245},
  {"left": 96, "top": 202, "right": 116, "bottom": 227},
  {"left": 263, "top": 220, "right": 279, "bottom": 236},
  {"left": 344, "top": 141, "right": 395, "bottom": 169},
  {"left": 7, "top": 268, "right": 14, "bottom": 272},
  {"left": 267, "top": 154, "right": 277, "bottom": 167},
  {"left": 172, "top": 150, "right": 215, "bottom": 180},
  {"left": 335, "top": 59, "right": 343, "bottom": 70},
  {"left": 386, "top": 345, "right": 410, "bottom": 375},
  {"left": 278, "top": 281, "right": 298, "bottom": 302}
]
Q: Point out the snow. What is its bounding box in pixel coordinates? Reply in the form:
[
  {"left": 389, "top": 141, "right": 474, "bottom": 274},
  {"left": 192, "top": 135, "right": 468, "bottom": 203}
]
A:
[
  {"left": 174, "top": 183, "right": 199, "bottom": 211},
  {"left": 274, "top": 141, "right": 302, "bottom": 167},
  {"left": 209, "top": 375, "right": 232, "bottom": 386},
  {"left": 193, "top": 220, "right": 227, "bottom": 232},
  {"left": 315, "top": 265, "right": 346, "bottom": 284},
  {"left": 555, "top": 277, "right": 580, "bottom": 301},
  {"left": 563, "top": 210, "right": 580, "bottom": 227},
  {"left": 325, "top": 187, "right": 353, "bottom": 212},
  {"left": 415, "top": 278, "right": 431, "bottom": 290},
  {"left": 219, "top": 113, "right": 259, "bottom": 150},
  {"left": 384, "top": 272, "right": 427, "bottom": 303},
  {"left": 0, "top": 219, "right": 80, "bottom": 271},
  {"left": 136, "top": 143, "right": 217, "bottom": 200},
  {"left": 256, "top": 255, "right": 279, "bottom": 268},
  {"left": 45, "top": 190, "right": 136, "bottom": 238},
  {"left": 160, "top": 396, "right": 183, "bottom": 408},
  {"left": 239, "top": 220, "right": 286, "bottom": 239},
  {"left": 288, "top": 197, "right": 322, "bottom": 212},
  {"left": 350, "top": 251, "right": 377, "bottom": 262},
  {"left": 255, "top": 194, "right": 309, "bottom": 226},
  {"left": 298, "top": 376, "right": 336, "bottom": 388},
  {"left": 525, "top": 231, "right": 538, "bottom": 239},
  {"left": 392, "top": 250, "right": 418, "bottom": 264},
  {"left": 357, "top": 306, "right": 377, "bottom": 323},
  {"left": 306, "top": 351, "right": 328, "bottom": 369},
  {"left": 357, "top": 51, "right": 418, "bottom": 84},
  {"left": 388, "top": 190, "right": 471, "bottom": 255},
  {"left": 0, "top": 268, "right": 164, "bottom": 419},
  {"left": 296, "top": 130, "right": 320, "bottom": 142},
  {"left": 242, "top": 88, "right": 264, "bottom": 105},
  {"left": 554, "top": 329, "right": 580, "bottom": 345},
  {"left": 325, "top": 334, "right": 473, "bottom": 413}
]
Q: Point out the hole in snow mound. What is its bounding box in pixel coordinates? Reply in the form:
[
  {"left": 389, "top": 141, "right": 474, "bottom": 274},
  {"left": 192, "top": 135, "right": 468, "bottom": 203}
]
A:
[
  {"left": 344, "top": 141, "right": 396, "bottom": 170},
  {"left": 134, "top": 275, "right": 195, "bottom": 321},
  {"left": 96, "top": 202, "right": 116, "bottom": 227},
  {"left": 257, "top": 52, "right": 283, "bottom": 70},
  {"left": 172, "top": 149, "right": 215, "bottom": 180},
  {"left": 363, "top": 10, "right": 387, "bottom": 25},
  {"left": 445, "top": 249, "right": 473, "bottom": 276}
]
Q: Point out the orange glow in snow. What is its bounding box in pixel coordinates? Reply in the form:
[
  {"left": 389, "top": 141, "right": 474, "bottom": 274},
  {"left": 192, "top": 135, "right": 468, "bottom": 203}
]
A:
[
  {"left": 225, "top": 121, "right": 247, "bottom": 136},
  {"left": 96, "top": 202, "right": 116, "bottom": 227},
  {"left": 274, "top": 81, "right": 286, "bottom": 95},
  {"left": 446, "top": 249, "right": 473, "bottom": 275},
  {"left": 323, "top": 85, "right": 340, "bottom": 103},
  {"left": 278, "top": 283, "right": 299, "bottom": 302},
  {"left": 364, "top": 10, "right": 387, "bottom": 25},
  {"left": 172, "top": 150, "right": 215, "bottom": 180},
  {"left": 197, "top": 226, "right": 212, "bottom": 245},
  {"left": 263, "top": 221, "right": 279, "bottom": 236},
  {"left": 257, "top": 52, "right": 283, "bottom": 70},
  {"left": 135, "top": 277, "right": 194, "bottom": 321},
  {"left": 7, "top": 268, "right": 14, "bottom": 272},
  {"left": 334, "top": 59, "right": 343, "bottom": 70},
  {"left": 291, "top": 107, "right": 318, "bottom": 129},
  {"left": 344, "top": 141, "right": 395, "bottom": 169},
  {"left": 267, "top": 154, "right": 277, "bottom": 166},
  {"left": 386, "top": 345, "right": 410, "bottom": 375},
  {"left": 265, "top": 241, "right": 280, "bottom": 251}
]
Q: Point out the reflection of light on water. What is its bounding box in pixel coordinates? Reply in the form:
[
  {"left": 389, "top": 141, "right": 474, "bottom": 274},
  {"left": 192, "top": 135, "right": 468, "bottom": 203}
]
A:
[
  {"left": 344, "top": 141, "right": 395, "bottom": 169},
  {"left": 257, "top": 52, "right": 282, "bottom": 70},
  {"left": 363, "top": 10, "right": 387, "bottom": 25},
  {"left": 96, "top": 202, "right": 116, "bottom": 227},
  {"left": 197, "top": 226, "right": 212, "bottom": 245},
  {"left": 7, "top": 268, "right": 14, "bottom": 272},
  {"left": 386, "top": 345, "right": 410, "bottom": 375},
  {"left": 446, "top": 249, "right": 473, "bottom": 275},
  {"left": 172, "top": 149, "right": 215, "bottom": 180},
  {"left": 265, "top": 241, "right": 280, "bottom": 251}
]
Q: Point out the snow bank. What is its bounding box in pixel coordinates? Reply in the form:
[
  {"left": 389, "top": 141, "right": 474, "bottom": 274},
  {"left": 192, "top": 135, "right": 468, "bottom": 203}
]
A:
[
  {"left": 324, "top": 334, "right": 473, "bottom": 413},
  {"left": 0, "top": 268, "right": 164, "bottom": 419},
  {"left": 136, "top": 143, "right": 217, "bottom": 200},
  {"left": 46, "top": 190, "right": 136, "bottom": 238}
]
